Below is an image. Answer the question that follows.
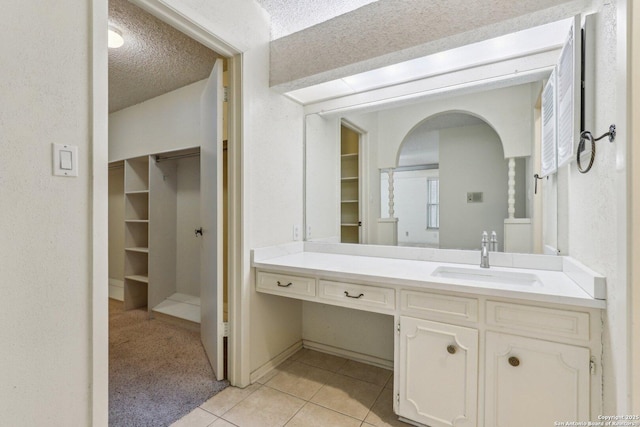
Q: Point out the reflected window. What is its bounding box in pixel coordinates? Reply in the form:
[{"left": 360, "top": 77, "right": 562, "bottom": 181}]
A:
[{"left": 427, "top": 178, "right": 439, "bottom": 229}]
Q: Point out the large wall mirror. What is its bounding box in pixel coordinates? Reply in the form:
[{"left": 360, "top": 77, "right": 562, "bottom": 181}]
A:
[{"left": 301, "top": 14, "right": 588, "bottom": 255}]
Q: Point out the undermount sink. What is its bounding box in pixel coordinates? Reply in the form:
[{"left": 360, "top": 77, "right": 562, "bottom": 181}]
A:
[{"left": 431, "top": 266, "right": 542, "bottom": 287}]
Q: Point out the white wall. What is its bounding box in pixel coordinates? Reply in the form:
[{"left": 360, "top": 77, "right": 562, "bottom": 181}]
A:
[
  {"left": 376, "top": 83, "right": 536, "bottom": 165},
  {"left": 0, "top": 1, "right": 93, "bottom": 425},
  {"left": 305, "top": 114, "right": 340, "bottom": 240},
  {"left": 176, "top": 157, "right": 201, "bottom": 297},
  {"left": 243, "top": 37, "right": 306, "bottom": 374},
  {"left": 302, "top": 303, "right": 394, "bottom": 363},
  {"left": 563, "top": 1, "right": 628, "bottom": 413},
  {"left": 109, "top": 80, "right": 206, "bottom": 162},
  {"left": 439, "top": 124, "right": 507, "bottom": 250}
]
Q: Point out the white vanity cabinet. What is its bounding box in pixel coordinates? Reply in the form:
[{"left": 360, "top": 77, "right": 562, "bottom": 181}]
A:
[
  {"left": 395, "top": 293, "right": 599, "bottom": 427},
  {"left": 397, "top": 316, "right": 478, "bottom": 427},
  {"left": 253, "top": 261, "right": 603, "bottom": 427},
  {"left": 484, "top": 332, "right": 590, "bottom": 427}
]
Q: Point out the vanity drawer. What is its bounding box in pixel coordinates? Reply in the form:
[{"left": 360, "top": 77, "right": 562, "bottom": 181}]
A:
[
  {"left": 256, "top": 271, "right": 316, "bottom": 298},
  {"left": 486, "top": 301, "right": 590, "bottom": 341},
  {"left": 318, "top": 280, "right": 395, "bottom": 312},
  {"left": 400, "top": 290, "right": 478, "bottom": 323}
]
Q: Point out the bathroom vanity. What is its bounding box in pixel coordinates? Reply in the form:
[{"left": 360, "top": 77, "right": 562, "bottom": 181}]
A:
[{"left": 252, "top": 242, "right": 605, "bottom": 427}]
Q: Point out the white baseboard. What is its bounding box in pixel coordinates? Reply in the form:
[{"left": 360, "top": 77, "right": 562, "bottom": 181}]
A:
[
  {"left": 250, "top": 340, "right": 303, "bottom": 383},
  {"left": 302, "top": 340, "right": 394, "bottom": 370},
  {"left": 109, "top": 278, "right": 124, "bottom": 301}
]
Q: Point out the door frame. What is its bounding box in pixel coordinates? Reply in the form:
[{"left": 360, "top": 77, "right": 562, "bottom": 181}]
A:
[{"left": 91, "top": 1, "right": 245, "bottom": 424}]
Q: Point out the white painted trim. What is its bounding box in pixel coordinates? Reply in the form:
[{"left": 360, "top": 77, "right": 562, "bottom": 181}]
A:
[
  {"left": 302, "top": 340, "right": 394, "bottom": 370},
  {"left": 227, "top": 53, "right": 250, "bottom": 387},
  {"left": 129, "top": 0, "right": 238, "bottom": 57},
  {"left": 615, "top": 0, "right": 631, "bottom": 414},
  {"left": 249, "top": 340, "right": 303, "bottom": 384},
  {"left": 630, "top": 0, "right": 640, "bottom": 414},
  {"left": 91, "top": 0, "right": 109, "bottom": 425}
]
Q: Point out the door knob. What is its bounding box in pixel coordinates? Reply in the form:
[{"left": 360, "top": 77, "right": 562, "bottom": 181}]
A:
[
  {"left": 508, "top": 356, "right": 520, "bottom": 367},
  {"left": 195, "top": 227, "right": 203, "bottom": 236},
  {"left": 447, "top": 345, "right": 457, "bottom": 354}
]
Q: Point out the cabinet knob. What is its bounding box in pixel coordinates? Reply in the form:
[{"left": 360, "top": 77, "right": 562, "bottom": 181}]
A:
[
  {"left": 508, "top": 356, "right": 520, "bottom": 367},
  {"left": 447, "top": 345, "right": 457, "bottom": 354}
]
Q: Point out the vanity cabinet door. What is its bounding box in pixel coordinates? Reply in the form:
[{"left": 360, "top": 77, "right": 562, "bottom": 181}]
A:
[
  {"left": 485, "top": 332, "right": 590, "bottom": 427},
  {"left": 397, "top": 316, "right": 478, "bottom": 427}
]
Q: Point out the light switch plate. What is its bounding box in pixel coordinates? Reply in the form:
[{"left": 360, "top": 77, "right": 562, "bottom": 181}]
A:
[{"left": 53, "top": 143, "right": 78, "bottom": 177}]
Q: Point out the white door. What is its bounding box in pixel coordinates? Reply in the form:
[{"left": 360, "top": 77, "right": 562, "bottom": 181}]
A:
[
  {"left": 485, "top": 332, "right": 590, "bottom": 426},
  {"left": 397, "top": 316, "right": 478, "bottom": 427},
  {"left": 200, "top": 59, "right": 224, "bottom": 379}
]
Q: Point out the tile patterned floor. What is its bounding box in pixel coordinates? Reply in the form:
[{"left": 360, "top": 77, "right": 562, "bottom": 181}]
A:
[{"left": 171, "top": 349, "right": 411, "bottom": 427}]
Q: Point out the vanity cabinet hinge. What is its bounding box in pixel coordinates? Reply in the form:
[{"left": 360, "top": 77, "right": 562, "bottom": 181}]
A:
[
  {"left": 396, "top": 322, "right": 401, "bottom": 334},
  {"left": 590, "top": 357, "right": 596, "bottom": 375},
  {"left": 396, "top": 393, "right": 400, "bottom": 406}
]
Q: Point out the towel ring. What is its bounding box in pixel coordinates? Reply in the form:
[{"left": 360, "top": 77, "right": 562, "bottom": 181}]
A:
[{"left": 576, "top": 124, "right": 616, "bottom": 174}]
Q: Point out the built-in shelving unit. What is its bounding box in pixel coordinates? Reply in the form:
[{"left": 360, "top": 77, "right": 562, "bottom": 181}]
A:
[
  {"left": 114, "top": 148, "right": 210, "bottom": 328},
  {"left": 123, "top": 156, "right": 150, "bottom": 310},
  {"left": 340, "top": 125, "right": 360, "bottom": 243}
]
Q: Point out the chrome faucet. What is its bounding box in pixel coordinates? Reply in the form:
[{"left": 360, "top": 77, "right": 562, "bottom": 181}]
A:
[
  {"left": 490, "top": 231, "right": 498, "bottom": 252},
  {"left": 480, "top": 231, "right": 490, "bottom": 268}
]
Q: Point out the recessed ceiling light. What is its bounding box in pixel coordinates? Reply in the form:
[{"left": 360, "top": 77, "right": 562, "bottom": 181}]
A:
[{"left": 108, "top": 27, "right": 124, "bottom": 48}]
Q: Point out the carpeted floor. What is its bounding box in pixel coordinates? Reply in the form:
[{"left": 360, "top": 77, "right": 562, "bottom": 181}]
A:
[{"left": 109, "top": 299, "right": 228, "bottom": 427}]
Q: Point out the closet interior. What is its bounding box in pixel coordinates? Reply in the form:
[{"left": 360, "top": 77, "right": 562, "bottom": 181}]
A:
[{"left": 108, "top": 146, "right": 228, "bottom": 328}]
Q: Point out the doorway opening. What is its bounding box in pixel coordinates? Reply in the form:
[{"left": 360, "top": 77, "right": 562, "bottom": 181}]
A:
[{"left": 106, "top": 0, "right": 233, "bottom": 423}]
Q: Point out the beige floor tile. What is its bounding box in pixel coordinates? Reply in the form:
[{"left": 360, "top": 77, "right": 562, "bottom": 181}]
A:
[
  {"left": 297, "top": 349, "right": 348, "bottom": 372},
  {"left": 265, "top": 361, "right": 330, "bottom": 400},
  {"left": 364, "top": 388, "right": 411, "bottom": 427},
  {"left": 384, "top": 374, "right": 394, "bottom": 390},
  {"left": 222, "top": 386, "right": 305, "bottom": 427},
  {"left": 337, "top": 360, "right": 392, "bottom": 386},
  {"left": 255, "top": 359, "right": 293, "bottom": 385},
  {"left": 200, "top": 383, "right": 262, "bottom": 416},
  {"left": 310, "top": 372, "right": 383, "bottom": 420},
  {"left": 170, "top": 407, "right": 218, "bottom": 427},
  {"left": 285, "top": 402, "right": 362, "bottom": 427},
  {"left": 288, "top": 348, "right": 306, "bottom": 361},
  {"left": 209, "top": 419, "right": 238, "bottom": 427}
]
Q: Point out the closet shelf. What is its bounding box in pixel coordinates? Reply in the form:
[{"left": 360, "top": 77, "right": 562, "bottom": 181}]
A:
[
  {"left": 125, "top": 219, "right": 149, "bottom": 223},
  {"left": 126, "top": 190, "right": 149, "bottom": 195},
  {"left": 341, "top": 177, "right": 358, "bottom": 182},
  {"left": 341, "top": 153, "right": 358, "bottom": 158},
  {"left": 125, "top": 275, "right": 149, "bottom": 284},
  {"left": 341, "top": 200, "right": 359, "bottom": 203},
  {"left": 341, "top": 223, "right": 360, "bottom": 227},
  {"left": 125, "top": 247, "right": 149, "bottom": 253}
]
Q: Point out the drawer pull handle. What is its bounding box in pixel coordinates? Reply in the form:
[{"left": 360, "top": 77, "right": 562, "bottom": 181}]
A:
[
  {"left": 447, "top": 345, "right": 457, "bottom": 355},
  {"left": 508, "top": 356, "right": 520, "bottom": 367},
  {"left": 344, "top": 291, "right": 364, "bottom": 299},
  {"left": 277, "top": 281, "right": 293, "bottom": 288}
]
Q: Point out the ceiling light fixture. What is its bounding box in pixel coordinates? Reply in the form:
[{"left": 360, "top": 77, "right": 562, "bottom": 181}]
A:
[{"left": 108, "top": 27, "right": 124, "bottom": 48}]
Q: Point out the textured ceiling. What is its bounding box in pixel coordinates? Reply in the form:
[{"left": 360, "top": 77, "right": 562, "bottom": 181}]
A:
[
  {"left": 269, "top": 0, "right": 587, "bottom": 91},
  {"left": 108, "top": 0, "right": 220, "bottom": 113},
  {"left": 254, "top": 0, "right": 378, "bottom": 39}
]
